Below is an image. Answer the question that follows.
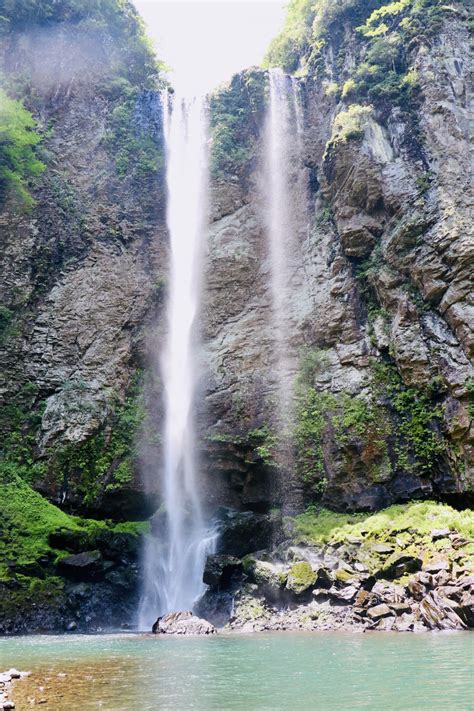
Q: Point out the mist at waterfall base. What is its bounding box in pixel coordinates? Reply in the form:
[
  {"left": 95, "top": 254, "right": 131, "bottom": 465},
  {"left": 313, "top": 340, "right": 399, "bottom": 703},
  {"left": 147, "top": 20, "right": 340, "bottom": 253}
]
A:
[{"left": 138, "top": 92, "right": 217, "bottom": 629}]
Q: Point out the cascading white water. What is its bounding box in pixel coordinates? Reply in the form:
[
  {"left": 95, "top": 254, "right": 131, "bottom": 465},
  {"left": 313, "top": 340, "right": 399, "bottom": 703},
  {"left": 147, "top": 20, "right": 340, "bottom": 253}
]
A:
[
  {"left": 138, "top": 91, "right": 216, "bottom": 629},
  {"left": 263, "top": 68, "right": 307, "bottom": 514},
  {"left": 264, "top": 68, "right": 303, "bottom": 429}
]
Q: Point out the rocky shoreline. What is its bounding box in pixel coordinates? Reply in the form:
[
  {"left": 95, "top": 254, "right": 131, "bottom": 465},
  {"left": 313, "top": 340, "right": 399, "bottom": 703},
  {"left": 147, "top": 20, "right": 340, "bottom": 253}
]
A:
[
  {"left": 0, "top": 669, "right": 30, "bottom": 710},
  {"left": 196, "top": 508, "right": 474, "bottom": 635}
]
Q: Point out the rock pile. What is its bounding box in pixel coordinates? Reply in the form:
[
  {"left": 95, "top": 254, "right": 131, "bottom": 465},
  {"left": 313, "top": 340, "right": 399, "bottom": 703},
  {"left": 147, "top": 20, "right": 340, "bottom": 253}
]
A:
[
  {"left": 0, "top": 669, "right": 30, "bottom": 710},
  {"left": 200, "top": 527, "right": 474, "bottom": 633}
]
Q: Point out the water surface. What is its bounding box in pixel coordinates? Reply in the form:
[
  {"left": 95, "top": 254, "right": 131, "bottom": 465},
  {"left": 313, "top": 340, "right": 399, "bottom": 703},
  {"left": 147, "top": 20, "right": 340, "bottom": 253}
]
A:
[{"left": 1, "top": 631, "right": 473, "bottom": 710}]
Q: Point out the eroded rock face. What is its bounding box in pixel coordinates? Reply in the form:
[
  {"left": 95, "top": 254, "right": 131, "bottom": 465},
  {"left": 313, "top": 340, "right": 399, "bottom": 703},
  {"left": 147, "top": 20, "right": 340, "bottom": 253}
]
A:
[
  {"left": 0, "top": 17, "right": 167, "bottom": 516},
  {"left": 199, "top": 17, "right": 473, "bottom": 512}
]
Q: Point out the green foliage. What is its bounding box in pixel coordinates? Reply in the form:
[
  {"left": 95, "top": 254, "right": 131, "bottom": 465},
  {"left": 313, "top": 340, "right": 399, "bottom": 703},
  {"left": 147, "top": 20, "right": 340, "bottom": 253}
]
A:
[
  {"left": 293, "top": 500, "right": 474, "bottom": 546},
  {"left": 265, "top": 0, "right": 444, "bottom": 116},
  {"left": 264, "top": 0, "right": 317, "bottom": 73},
  {"left": 0, "top": 383, "right": 47, "bottom": 484},
  {"left": 372, "top": 363, "right": 446, "bottom": 474},
  {"left": 329, "top": 104, "right": 373, "bottom": 143},
  {"left": 248, "top": 424, "right": 277, "bottom": 466},
  {"left": 0, "top": 88, "right": 45, "bottom": 208},
  {"left": 299, "top": 347, "right": 330, "bottom": 383},
  {"left": 104, "top": 92, "right": 163, "bottom": 178},
  {"left": 209, "top": 70, "right": 267, "bottom": 177},
  {"left": 294, "top": 387, "right": 335, "bottom": 493},
  {"left": 357, "top": 0, "right": 411, "bottom": 37},
  {"left": 0, "top": 0, "right": 161, "bottom": 87},
  {"left": 0, "top": 304, "right": 13, "bottom": 332}
]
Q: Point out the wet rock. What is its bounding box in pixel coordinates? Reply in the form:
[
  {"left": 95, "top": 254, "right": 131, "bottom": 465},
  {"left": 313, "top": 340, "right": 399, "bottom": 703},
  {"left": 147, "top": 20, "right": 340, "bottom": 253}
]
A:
[
  {"left": 195, "top": 589, "right": 234, "bottom": 627},
  {"left": 57, "top": 550, "right": 104, "bottom": 581},
  {"left": 353, "top": 589, "right": 371, "bottom": 609},
  {"left": 407, "top": 578, "right": 425, "bottom": 601},
  {"left": 203, "top": 554, "right": 242, "bottom": 589},
  {"left": 389, "top": 602, "right": 413, "bottom": 615},
  {"left": 48, "top": 528, "right": 92, "bottom": 553},
  {"left": 152, "top": 611, "right": 216, "bottom": 635},
  {"left": 370, "top": 543, "right": 393, "bottom": 555},
  {"left": 371, "top": 580, "right": 405, "bottom": 603},
  {"left": 372, "top": 616, "right": 396, "bottom": 631},
  {"left": 216, "top": 510, "right": 273, "bottom": 558},
  {"left": 314, "top": 566, "right": 333, "bottom": 590},
  {"left": 249, "top": 560, "right": 287, "bottom": 601},
  {"left": 394, "top": 613, "right": 415, "bottom": 632},
  {"left": 328, "top": 585, "right": 358, "bottom": 603}
]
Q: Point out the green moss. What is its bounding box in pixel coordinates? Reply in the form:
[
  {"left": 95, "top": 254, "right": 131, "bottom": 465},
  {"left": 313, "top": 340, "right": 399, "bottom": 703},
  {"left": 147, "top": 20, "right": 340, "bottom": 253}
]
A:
[
  {"left": 49, "top": 379, "right": 146, "bottom": 506},
  {"left": 331, "top": 501, "right": 474, "bottom": 543},
  {"left": 371, "top": 363, "right": 446, "bottom": 474},
  {"left": 293, "top": 501, "right": 474, "bottom": 549},
  {"left": 292, "top": 506, "right": 366, "bottom": 543},
  {"left": 0, "top": 467, "right": 147, "bottom": 582},
  {"left": 294, "top": 387, "right": 334, "bottom": 494},
  {"left": 287, "top": 561, "right": 317, "bottom": 593}
]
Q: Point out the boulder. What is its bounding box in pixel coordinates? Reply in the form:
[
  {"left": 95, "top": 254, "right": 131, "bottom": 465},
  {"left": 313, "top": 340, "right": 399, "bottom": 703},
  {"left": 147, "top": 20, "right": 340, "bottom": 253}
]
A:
[
  {"left": 419, "top": 592, "right": 466, "bottom": 630},
  {"left": 152, "top": 611, "right": 216, "bottom": 635},
  {"left": 203, "top": 554, "right": 242, "bottom": 588},
  {"left": 216, "top": 510, "right": 273, "bottom": 558},
  {"left": 367, "top": 603, "right": 392, "bottom": 620},
  {"left": 286, "top": 562, "right": 317, "bottom": 595},
  {"left": 250, "top": 560, "right": 287, "bottom": 598},
  {"left": 381, "top": 555, "right": 422, "bottom": 579},
  {"left": 57, "top": 550, "right": 105, "bottom": 581},
  {"left": 422, "top": 557, "right": 450, "bottom": 574},
  {"left": 328, "top": 585, "right": 358, "bottom": 603}
]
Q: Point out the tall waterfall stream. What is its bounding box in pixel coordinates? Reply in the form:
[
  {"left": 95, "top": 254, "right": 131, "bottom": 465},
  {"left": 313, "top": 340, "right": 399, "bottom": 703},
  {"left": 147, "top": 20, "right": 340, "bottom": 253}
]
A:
[
  {"left": 138, "top": 92, "right": 217, "bottom": 629},
  {"left": 139, "top": 72, "right": 304, "bottom": 627}
]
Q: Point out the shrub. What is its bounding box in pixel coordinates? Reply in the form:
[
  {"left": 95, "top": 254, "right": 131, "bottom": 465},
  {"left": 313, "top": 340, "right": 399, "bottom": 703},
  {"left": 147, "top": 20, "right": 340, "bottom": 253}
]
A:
[{"left": 0, "top": 89, "right": 45, "bottom": 208}]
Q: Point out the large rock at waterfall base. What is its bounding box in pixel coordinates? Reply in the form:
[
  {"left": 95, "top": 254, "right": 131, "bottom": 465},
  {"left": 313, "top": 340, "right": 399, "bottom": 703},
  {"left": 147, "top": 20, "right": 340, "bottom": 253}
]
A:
[{"left": 152, "top": 611, "right": 216, "bottom": 635}]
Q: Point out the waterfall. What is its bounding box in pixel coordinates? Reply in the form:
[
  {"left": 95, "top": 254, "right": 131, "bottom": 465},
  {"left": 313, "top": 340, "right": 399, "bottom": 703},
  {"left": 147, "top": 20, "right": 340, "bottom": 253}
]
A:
[
  {"left": 138, "top": 92, "right": 217, "bottom": 629},
  {"left": 264, "top": 68, "right": 303, "bottom": 430},
  {"left": 264, "top": 68, "right": 306, "bottom": 513}
]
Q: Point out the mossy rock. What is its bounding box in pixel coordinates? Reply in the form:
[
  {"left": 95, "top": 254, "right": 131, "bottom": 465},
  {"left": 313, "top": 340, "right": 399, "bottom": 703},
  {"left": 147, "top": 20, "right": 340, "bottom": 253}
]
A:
[{"left": 286, "top": 561, "right": 317, "bottom": 595}]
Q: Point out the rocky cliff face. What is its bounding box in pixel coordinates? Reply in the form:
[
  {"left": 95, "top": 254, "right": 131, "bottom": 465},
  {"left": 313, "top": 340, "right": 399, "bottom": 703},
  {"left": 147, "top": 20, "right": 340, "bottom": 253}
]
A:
[
  {"left": 199, "top": 5, "right": 473, "bottom": 514},
  {"left": 0, "top": 4, "right": 168, "bottom": 519}
]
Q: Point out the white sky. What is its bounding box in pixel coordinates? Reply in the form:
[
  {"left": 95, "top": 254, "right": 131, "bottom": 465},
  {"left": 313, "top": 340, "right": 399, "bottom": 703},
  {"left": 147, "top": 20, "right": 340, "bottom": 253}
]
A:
[{"left": 133, "top": 0, "right": 287, "bottom": 95}]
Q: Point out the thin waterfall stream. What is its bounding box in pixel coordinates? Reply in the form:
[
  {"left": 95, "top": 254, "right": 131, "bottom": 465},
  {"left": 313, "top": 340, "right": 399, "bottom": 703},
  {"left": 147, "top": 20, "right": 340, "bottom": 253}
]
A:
[
  {"left": 264, "top": 69, "right": 306, "bottom": 512},
  {"left": 138, "top": 92, "right": 217, "bottom": 629}
]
